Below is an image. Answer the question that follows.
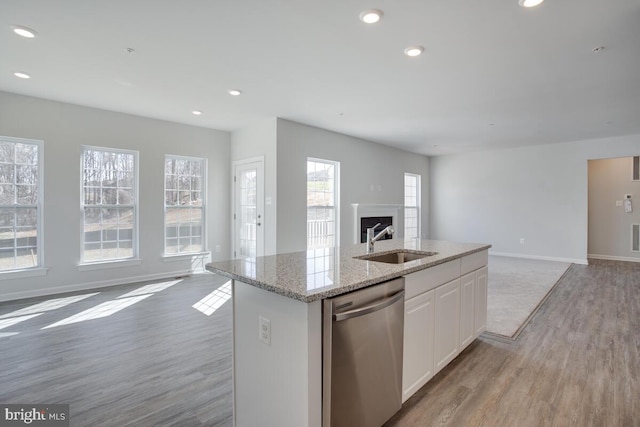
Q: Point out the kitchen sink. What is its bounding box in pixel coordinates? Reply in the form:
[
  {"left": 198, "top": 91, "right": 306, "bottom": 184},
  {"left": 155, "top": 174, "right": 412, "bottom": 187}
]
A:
[{"left": 354, "top": 250, "right": 438, "bottom": 264}]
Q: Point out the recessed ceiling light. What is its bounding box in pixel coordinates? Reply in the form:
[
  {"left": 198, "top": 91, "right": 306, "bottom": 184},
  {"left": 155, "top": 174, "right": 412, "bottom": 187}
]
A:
[
  {"left": 14, "top": 72, "right": 30, "bottom": 79},
  {"left": 518, "top": 0, "right": 544, "bottom": 7},
  {"left": 359, "top": 9, "right": 383, "bottom": 24},
  {"left": 192, "top": 110, "right": 202, "bottom": 115},
  {"left": 404, "top": 46, "right": 424, "bottom": 57},
  {"left": 12, "top": 25, "right": 37, "bottom": 38},
  {"left": 228, "top": 89, "right": 242, "bottom": 96},
  {"left": 592, "top": 46, "right": 605, "bottom": 53},
  {"left": 125, "top": 47, "right": 135, "bottom": 54}
]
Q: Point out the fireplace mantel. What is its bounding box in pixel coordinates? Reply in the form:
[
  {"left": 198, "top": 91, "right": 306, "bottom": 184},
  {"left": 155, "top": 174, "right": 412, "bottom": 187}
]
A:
[{"left": 352, "top": 203, "right": 403, "bottom": 244}]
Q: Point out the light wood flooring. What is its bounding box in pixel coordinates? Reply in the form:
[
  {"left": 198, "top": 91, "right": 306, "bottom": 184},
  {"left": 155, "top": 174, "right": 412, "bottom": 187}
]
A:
[
  {"left": 2, "top": 259, "right": 638, "bottom": 426},
  {"left": 386, "top": 259, "right": 640, "bottom": 426},
  {"left": 0, "top": 273, "right": 233, "bottom": 426}
]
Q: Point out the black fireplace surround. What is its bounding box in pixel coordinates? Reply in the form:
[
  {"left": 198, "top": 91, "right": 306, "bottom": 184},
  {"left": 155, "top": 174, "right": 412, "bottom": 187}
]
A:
[{"left": 360, "top": 216, "right": 393, "bottom": 243}]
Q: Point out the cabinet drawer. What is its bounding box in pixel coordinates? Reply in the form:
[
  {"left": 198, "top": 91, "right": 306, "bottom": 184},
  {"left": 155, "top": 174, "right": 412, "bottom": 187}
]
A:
[
  {"left": 461, "top": 250, "right": 488, "bottom": 275},
  {"left": 405, "top": 259, "right": 461, "bottom": 300}
]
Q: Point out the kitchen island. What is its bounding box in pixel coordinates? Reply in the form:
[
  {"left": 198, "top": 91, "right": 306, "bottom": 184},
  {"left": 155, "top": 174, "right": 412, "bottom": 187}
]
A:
[{"left": 206, "top": 239, "right": 491, "bottom": 427}]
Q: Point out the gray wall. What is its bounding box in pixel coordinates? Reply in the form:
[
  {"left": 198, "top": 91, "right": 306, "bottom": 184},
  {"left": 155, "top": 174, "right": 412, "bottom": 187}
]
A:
[
  {"left": 430, "top": 134, "right": 640, "bottom": 263},
  {"left": 0, "top": 91, "right": 230, "bottom": 301},
  {"left": 588, "top": 157, "right": 640, "bottom": 261},
  {"left": 276, "top": 119, "right": 430, "bottom": 253}
]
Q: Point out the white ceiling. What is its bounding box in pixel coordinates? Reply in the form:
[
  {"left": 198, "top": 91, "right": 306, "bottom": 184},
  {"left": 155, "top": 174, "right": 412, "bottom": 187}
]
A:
[{"left": 1, "top": 0, "right": 639, "bottom": 156}]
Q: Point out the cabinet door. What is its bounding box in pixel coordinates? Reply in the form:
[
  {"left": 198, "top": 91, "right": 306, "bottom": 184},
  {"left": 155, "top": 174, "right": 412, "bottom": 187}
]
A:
[
  {"left": 402, "top": 290, "right": 435, "bottom": 402},
  {"left": 459, "top": 272, "right": 475, "bottom": 349},
  {"left": 434, "top": 278, "right": 461, "bottom": 374},
  {"left": 474, "top": 266, "right": 488, "bottom": 337}
]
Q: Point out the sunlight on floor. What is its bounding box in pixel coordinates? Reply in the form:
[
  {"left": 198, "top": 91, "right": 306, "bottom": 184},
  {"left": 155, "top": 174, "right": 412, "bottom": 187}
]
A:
[
  {"left": 193, "top": 281, "right": 232, "bottom": 316},
  {"left": 0, "top": 293, "right": 99, "bottom": 319},
  {"left": 42, "top": 295, "right": 152, "bottom": 329},
  {"left": 117, "top": 280, "right": 182, "bottom": 298},
  {"left": 0, "top": 313, "right": 43, "bottom": 330}
]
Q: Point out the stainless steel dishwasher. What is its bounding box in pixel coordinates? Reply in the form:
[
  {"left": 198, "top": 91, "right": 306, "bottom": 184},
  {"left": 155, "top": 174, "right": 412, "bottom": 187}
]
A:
[{"left": 322, "top": 277, "right": 405, "bottom": 427}]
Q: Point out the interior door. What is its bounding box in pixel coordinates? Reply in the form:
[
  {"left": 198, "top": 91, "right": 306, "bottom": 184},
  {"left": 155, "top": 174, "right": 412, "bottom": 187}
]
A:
[{"left": 233, "top": 158, "right": 264, "bottom": 259}]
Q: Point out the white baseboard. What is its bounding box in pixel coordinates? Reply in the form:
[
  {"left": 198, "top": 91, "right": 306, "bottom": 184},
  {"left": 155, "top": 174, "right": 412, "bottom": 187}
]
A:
[
  {"left": 489, "top": 251, "right": 588, "bottom": 265},
  {"left": 587, "top": 254, "right": 640, "bottom": 263},
  {"left": 0, "top": 269, "right": 197, "bottom": 303}
]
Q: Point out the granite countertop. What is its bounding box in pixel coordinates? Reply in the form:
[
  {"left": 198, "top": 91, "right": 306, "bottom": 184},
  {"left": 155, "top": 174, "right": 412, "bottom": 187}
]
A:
[{"left": 205, "top": 239, "right": 491, "bottom": 303}]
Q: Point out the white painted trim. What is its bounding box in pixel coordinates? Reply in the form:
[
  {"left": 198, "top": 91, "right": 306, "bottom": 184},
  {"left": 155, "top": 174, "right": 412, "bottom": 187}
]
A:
[
  {"left": 0, "top": 269, "right": 194, "bottom": 303},
  {"left": 77, "top": 258, "right": 142, "bottom": 271},
  {"left": 0, "top": 267, "right": 48, "bottom": 280},
  {"left": 489, "top": 251, "right": 588, "bottom": 265},
  {"left": 587, "top": 254, "right": 640, "bottom": 263}
]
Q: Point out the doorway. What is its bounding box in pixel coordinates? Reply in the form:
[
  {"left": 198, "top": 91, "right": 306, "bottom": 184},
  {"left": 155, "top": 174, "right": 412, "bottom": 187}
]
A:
[
  {"left": 232, "top": 157, "right": 264, "bottom": 259},
  {"left": 587, "top": 156, "right": 640, "bottom": 262}
]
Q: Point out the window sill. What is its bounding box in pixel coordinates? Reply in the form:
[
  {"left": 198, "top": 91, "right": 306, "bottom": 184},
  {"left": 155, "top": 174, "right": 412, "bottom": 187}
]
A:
[
  {"left": 161, "top": 252, "right": 211, "bottom": 262},
  {"left": 78, "top": 258, "right": 142, "bottom": 271},
  {"left": 0, "top": 267, "right": 48, "bottom": 280}
]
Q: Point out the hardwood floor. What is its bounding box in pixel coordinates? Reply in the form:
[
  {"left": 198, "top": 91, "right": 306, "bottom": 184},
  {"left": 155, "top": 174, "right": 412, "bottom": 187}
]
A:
[
  {"left": 2, "top": 260, "right": 638, "bottom": 426},
  {"left": 0, "top": 274, "right": 233, "bottom": 426},
  {"left": 386, "top": 259, "right": 640, "bottom": 426}
]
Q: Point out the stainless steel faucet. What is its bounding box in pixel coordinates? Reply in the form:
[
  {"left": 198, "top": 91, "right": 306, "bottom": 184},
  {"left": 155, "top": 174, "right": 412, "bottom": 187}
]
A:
[{"left": 367, "top": 223, "right": 395, "bottom": 253}]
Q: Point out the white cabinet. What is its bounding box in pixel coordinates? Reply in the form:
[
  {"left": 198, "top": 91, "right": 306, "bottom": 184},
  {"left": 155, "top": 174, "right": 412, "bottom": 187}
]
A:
[
  {"left": 401, "top": 250, "right": 488, "bottom": 402},
  {"left": 459, "top": 272, "right": 475, "bottom": 348},
  {"left": 474, "top": 266, "right": 488, "bottom": 338},
  {"left": 434, "top": 278, "right": 461, "bottom": 373},
  {"left": 402, "top": 290, "right": 435, "bottom": 402}
]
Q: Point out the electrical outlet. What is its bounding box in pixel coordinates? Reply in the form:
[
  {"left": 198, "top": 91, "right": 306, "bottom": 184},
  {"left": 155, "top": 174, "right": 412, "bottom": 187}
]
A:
[
  {"left": 215, "top": 245, "right": 221, "bottom": 253},
  {"left": 259, "top": 316, "right": 271, "bottom": 345},
  {"left": 616, "top": 200, "right": 623, "bottom": 207},
  {"left": 520, "top": 238, "right": 525, "bottom": 245}
]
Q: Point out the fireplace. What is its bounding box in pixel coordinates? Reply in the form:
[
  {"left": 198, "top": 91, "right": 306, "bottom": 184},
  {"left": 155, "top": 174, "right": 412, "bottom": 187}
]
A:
[
  {"left": 360, "top": 216, "right": 393, "bottom": 243},
  {"left": 352, "top": 203, "right": 402, "bottom": 244}
]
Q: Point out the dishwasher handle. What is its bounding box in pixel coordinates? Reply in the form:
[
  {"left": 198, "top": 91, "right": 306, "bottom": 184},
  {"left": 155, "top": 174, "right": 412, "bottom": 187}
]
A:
[{"left": 333, "top": 290, "right": 404, "bottom": 322}]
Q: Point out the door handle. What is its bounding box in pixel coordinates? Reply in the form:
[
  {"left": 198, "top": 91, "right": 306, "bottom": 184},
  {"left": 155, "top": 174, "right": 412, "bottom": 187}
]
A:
[
  {"left": 333, "top": 290, "right": 404, "bottom": 321},
  {"left": 257, "top": 222, "right": 262, "bottom": 226}
]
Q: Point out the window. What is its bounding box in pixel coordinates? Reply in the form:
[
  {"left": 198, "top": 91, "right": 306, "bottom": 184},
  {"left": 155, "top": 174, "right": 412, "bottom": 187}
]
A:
[
  {"left": 307, "top": 158, "right": 339, "bottom": 249},
  {"left": 0, "top": 136, "right": 43, "bottom": 271},
  {"left": 81, "top": 147, "right": 137, "bottom": 263},
  {"left": 164, "top": 155, "right": 206, "bottom": 255},
  {"left": 404, "top": 173, "right": 421, "bottom": 240}
]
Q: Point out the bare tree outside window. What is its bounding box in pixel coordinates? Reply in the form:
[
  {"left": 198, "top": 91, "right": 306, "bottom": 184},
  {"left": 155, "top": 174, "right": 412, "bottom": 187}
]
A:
[
  {"left": 164, "top": 155, "right": 206, "bottom": 254},
  {"left": 82, "top": 147, "right": 137, "bottom": 262},
  {"left": 0, "top": 137, "right": 42, "bottom": 271}
]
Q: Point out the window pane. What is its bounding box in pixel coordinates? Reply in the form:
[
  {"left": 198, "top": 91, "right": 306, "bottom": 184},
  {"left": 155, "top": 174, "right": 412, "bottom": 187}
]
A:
[
  {"left": 0, "top": 248, "right": 15, "bottom": 269},
  {"left": 0, "top": 164, "right": 15, "bottom": 183},
  {"left": 404, "top": 174, "right": 421, "bottom": 240},
  {"left": 307, "top": 159, "right": 338, "bottom": 249},
  {"left": 16, "top": 247, "right": 36, "bottom": 268},
  {"left": 82, "top": 147, "right": 137, "bottom": 262},
  {"left": 0, "top": 139, "right": 41, "bottom": 271},
  {"left": 0, "top": 184, "right": 14, "bottom": 204},
  {"left": 164, "top": 156, "right": 205, "bottom": 255},
  {"left": 15, "top": 143, "right": 38, "bottom": 165},
  {"left": 16, "top": 185, "right": 37, "bottom": 205}
]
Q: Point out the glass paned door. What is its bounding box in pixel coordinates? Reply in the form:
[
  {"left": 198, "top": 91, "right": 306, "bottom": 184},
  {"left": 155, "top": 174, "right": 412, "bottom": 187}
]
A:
[{"left": 233, "top": 159, "right": 264, "bottom": 259}]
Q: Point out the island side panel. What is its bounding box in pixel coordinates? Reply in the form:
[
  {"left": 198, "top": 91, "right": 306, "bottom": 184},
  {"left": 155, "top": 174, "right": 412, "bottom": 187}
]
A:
[{"left": 233, "top": 280, "right": 322, "bottom": 427}]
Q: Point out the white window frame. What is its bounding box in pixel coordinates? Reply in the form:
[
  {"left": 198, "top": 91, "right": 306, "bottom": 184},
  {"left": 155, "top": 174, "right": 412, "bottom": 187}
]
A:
[
  {"left": 79, "top": 146, "right": 139, "bottom": 267},
  {"left": 163, "top": 154, "right": 208, "bottom": 257},
  {"left": 404, "top": 173, "right": 421, "bottom": 240},
  {"left": 307, "top": 157, "right": 340, "bottom": 249},
  {"left": 0, "top": 136, "right": 45, "bottom": 278}
]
